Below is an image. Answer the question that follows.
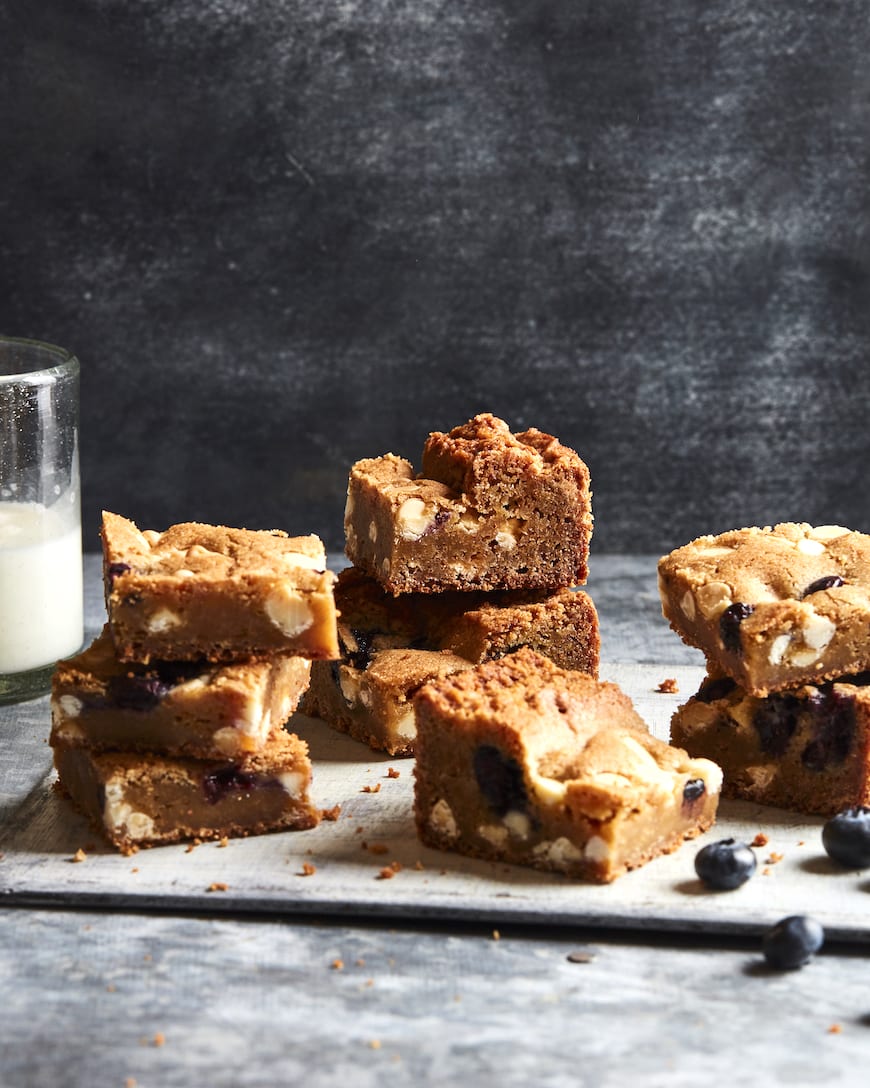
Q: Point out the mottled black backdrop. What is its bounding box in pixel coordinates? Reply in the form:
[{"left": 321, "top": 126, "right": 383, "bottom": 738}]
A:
[{"left": 2, "top": 1, "right": 869, "bottom": 554}]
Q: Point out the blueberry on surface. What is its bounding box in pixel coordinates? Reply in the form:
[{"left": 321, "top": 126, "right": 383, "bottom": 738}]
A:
[
  {"left": 694, "top": 837, "right": 757, "bottom": 890},
  {"left": 762, "top": 915, "right": 824, "bottom": 970},
  {"left": 821, "top": 806, "right": 870, "bottom": 868}
]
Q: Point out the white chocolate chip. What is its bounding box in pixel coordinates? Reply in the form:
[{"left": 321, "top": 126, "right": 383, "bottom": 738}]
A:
[
  {"left": 393, "top": 707, "right": 416, "bottom": 742},
  {"left": 146, "top": 608, "right": 182, "bottom": 633},
  {"left": 58, "top": 694, "right": 83, "bottom": 719},
  {"left": 478, "top": 824, "right": 509, "bottom": 847},
  {"left": 125, "top": 811, "right": 156, "bottom": 839},
  {"left": 397, "top": 497, "right": 434, "bottom": 540},
  {"left": 264, "top": 587, "right": 314, "bottom": 638},
  {"left": 103, "top": 782, "right": 155, "bottom": 841},
  {"left": 429, "top": 799, "right": 458, "bottom": 840},
  {"left": 141, "top": 529, "right": 161, "bottom": 546},
  {"left": 769, "top": 633, "right": 791, "bottom": 665},
  {"left": 368, "top": 521, "right": 378, "bottom": 542},
  {"left": 281, "top": 550, "right": 326, "bottom": 571},
  {"left": 695, "top": 581, "right": 733, "bottom": 620},
  {"left": 532, "top": 837, "right": 583, "bottom": 866},
  {"left": 802, "top": 611, "right": 836, "bottom": 651},
  {"left": 694, "top": 546, "right": 735, "bottom": 559},
  {"left": 277, "top": 771, "right": 305, "bottom": 798},
  {"left": 338, "top": 668, "right": 361, "bottom": 707},
  {"left": 213, "top": 727, "right": 244, "bottom": 756},
  {"left": 808, "top": 525, "right": 850, "bottom": 542},
  {"left": 382, "top": 557, "right": 391, "bottom": 576},
  {"left": 584, "top": 835, "right": 611, "bottom": 862},
  {"left": 495, "top": 528, "right": 516, "bottom": 550},
  {"left": 503, "top": 811, "right": 531, "bottom": 840},
  {"left": 796, "top": 537, "right": 826, "bottom": 556},
  {"left": 680, "top": 590, "right": 696, "bottom": 621}
]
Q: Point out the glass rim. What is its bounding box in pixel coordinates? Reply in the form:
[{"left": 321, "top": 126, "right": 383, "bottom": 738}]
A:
[{"left": 0, "top": 335, "right": 79, "bottom": 385}]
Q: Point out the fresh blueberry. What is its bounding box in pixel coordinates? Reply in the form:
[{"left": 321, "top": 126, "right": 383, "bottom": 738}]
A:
[
  {"left": 473, "top": 745, "right": 528, "bottom": 817},
  {"left": 821, "top": 806, "right": 870, "bottom": 868},
  {"left": 682, "top": 778, "right": 706, "bottom": 807},
  {"left": 802, "top": 575, "right": 844, "bottom": 598},
  {"left": 762, "top": 915, "right": 824, "bottom": 970},
  {"left": 719, "top": 603, "right": 754, "bottom": 655},
  {"left": 202, "top": 766, "right": 260, "bottom": 804},
  {"left": 694, "top": 837, "right": 757, "bottom": 890}
]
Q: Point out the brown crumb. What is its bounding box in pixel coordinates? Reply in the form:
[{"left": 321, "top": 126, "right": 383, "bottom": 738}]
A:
[
  {"left": 355, "top": 958, "right": 366, "bottom": 967},
  {"left": 130, "top": 867, "right": 139, "bottom": 874},
  {"left": 492, "top": 929, "right": 500, "bottom": 941},
  {"left": 143, "top": 954, "right": 152, "bottom": 962},
  {"left": 797, "top": 840, "right": 806, "bottom": 846},
  {"left": 751, "top": 833, "right": 769, "bottom": 847},
  {"left": 184, "top": 842, "right": 198, "bottom": 853},
  {"left": 120, "top": 843, "right": 139, "bottom": 857},
  {"left": 828, "top": 1023, "right": 842, "bottom": 1035},
  {"left": 387, "top": 767, "right": 401, "bottom": 778},
  {"left": 377, "top": 862, "right": 403, "bottom": 880},
  {"left": 153, "top": 1033, "right": 165, "bottom": 1048},
  {"left": 656, "top": 677, "right": 679, "bottom": 694},
  {"left": 206, "top": 882, "right": 228, "bottom": 893},
  {"left": 331, "top": 959, "right": 344, "bottom": 971},
  {"left": 367, "top": 842, "right": 390, "bottom": 855},
  {"left": 70, "top": 848, "right": 87, "bottom": 863},
  {"left": 362, "top": 783, "right": 382, "bottom": 794},
  {"left": 365, "top": 978, "right": 374, "bottom": 988},
  {"left": 369, "top": 1040, "right": 381, "bottom": 1050},
  {"left": 766, "top": 852, "right": 784, "bottom": 865},
  {"left": 414, "top": 860, "right": 425, "bottom": 871},
  {"left": 762, "top": 867, "right": 771, "bottom": 876},
  {"left": 320, "top": 804, "right": 341, "bottom": 821},
  {"left": 125, "top": 1079, "right": 137, "bottom": 1088},
  {"left": 566, "top": 949, "right": 596, "bottom": 964},
  {"left": 355, "top": 826, "right": 365, "bottom": 834},
  {"left": 299, "top": 862, "right": 317, "bottom": 877},
  {"left": 217, "top": 836, "right": 229, "bottom": 848},
  {"left": 106, "top": 984, "right": 116, "bottom": 993}
]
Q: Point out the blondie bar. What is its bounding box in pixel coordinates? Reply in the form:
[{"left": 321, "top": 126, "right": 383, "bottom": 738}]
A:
[
  {"left": 51, "top": 627, "right": 311, "bottom": 759},
  {"left": 658, "top": 522, "right": 870, "bottom": 696},
  {"left": 413, "top": 648, "right": 722, "bottom": 882},
  {"left": 301, "top": 568, "right": 600, "bottom": 754},
  {"left": 671, "top": 672, "right": 870, "bottom": 816},
  {"left": 101, "top": 512, "right": 339, "bottom": 663},
  {"left": 344, "top": 414, "right": 592, "bottom": 594},
  {"left": 53, "top": 729, "right": 319, "bottom": 851}
]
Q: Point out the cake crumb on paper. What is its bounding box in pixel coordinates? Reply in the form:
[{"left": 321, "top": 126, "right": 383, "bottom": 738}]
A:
[
  {"left": 206, "top": 882, "right": 228, "bottom": 893},
  {"left": 320, "top": 804, "right": 341, "bottom": 821},
  {"left": 387, "top": 767, "right": 401, "bottom": 779},
  {"left": 752, "top": 833, "right": 769, "bottom": 847},
  {"left": 656, "top": 677, "right": 679, "bottom": 694},
  {"left": 331, "top": 959, "right": 344, "bottom": 971},
  {"left": 70, "top": 848, "right": 87, "bottom": 863},
  {"left": 299, "top": 862, "right": 317, "bottom": 877},
  {"left": 362, "top": 783, "right": 381, "bottom": 794}
]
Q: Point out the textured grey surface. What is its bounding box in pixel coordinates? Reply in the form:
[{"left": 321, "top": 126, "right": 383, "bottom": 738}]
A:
[{"left": 2, "top": 2, "right": 870, "bottom": 551}]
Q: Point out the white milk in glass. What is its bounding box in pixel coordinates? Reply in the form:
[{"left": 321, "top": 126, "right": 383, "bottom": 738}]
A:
[{"left": 0, "top": 499, "right": 83, "bottom": 673}]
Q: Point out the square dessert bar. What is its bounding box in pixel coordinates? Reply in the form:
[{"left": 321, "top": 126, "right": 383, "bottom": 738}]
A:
[
  {"left": 671, "top": 672, "right": 870, "bottom": 817},
  {"left": 301, "top": 568, "right": 600, "bottom": 754},
  {"left": 658, "top": 522, "right": 870, "bottom": 696},
  {"left": 51, "top": 627, "right": 312, "bottom": 760},
  {"left": 102, "top": 512, "right": 339, "bottom": 663},
  {"left": 53, "top": 729, "right": 320, "bottom": 852},
  {"left": 413, "top": 648, "right": 722, "bottom": 882},
  {"left": 344, "top": 414, "right": 593, "bottom": 594},
  {"left": 305, "top": 647, "right": 474, "bottom": 756}
]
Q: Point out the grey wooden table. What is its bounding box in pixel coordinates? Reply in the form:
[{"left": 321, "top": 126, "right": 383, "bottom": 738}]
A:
[{"left": 2, "top": 556, "right": 869, "bottom": 1088}]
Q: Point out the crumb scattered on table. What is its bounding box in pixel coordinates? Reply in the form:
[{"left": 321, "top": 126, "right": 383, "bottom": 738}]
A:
[
  {"left": 765, "top": 852, "right": 784, "bottom": 865},
  {"left": 828, "top": 1024, "right": 842, "bottom": 1035},
  {"left": 362, "top": 783, "right": 381, "bottom": 794},
  {"left": 71, "top": 848, "right": 87, "bottom": 863},
  {"left": 367, "top": 842, "right": 389, "bottom": 855},
  {"left": 299, "top": 862, "right": 317, "bottom": 877},
  {"left": 656, "top": 678, "right": 679, "bottom": 694},
  {"left": 153, "top": 1033, "right": 165, "bottom": 1048},
  {"left": 377, "top": 862, "right": 403, "bottom": 880},
  {"left": 566, "top": 949, "right": 596, "bottom": 964},
  {"left": 321, "top": 804, "right": 341, "bottom": 821},
  {"left": 331, "top": 959, "right": 344, "bottom": 971},
  {"left": 369, "top": 1039, "right": 381, "bottom": 1050},
  {"left": 387, "top": 767, "right": 401, "bottom": 779},
  {"left": 492, "top": 929, "right": 500, "bottom": 941},
  {"left": 206, "top": 882, "right": 228, "bottom": 892},
  {"left": 217, "top": 836, "right": 229, "bottom": 848},
  {"left": 752, "top": 833, "right": 769, "bottom": 847}
]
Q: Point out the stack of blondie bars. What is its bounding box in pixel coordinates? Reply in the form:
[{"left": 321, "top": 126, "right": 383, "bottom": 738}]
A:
[
  {"left": 659, "top": 522, "right": 870, "bottom": 816},
  {"left": 49, "top": 512, "right": 340, "bottom": 852},
  {"left": 301, "top": 413, "right": 601, "bottom": 756},
  {"left": 303, "top": 413, "right": 723, "bottom": 881}
]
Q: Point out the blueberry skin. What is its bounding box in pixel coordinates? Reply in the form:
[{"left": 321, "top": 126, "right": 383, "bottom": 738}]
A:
[
  {"left": 762, "top": 915, "right": 825, "bottom": 970},
  {"left": 821, "top": 806, "right": 870, "bottom": 868},
  {"left": 694, "top": 838, "right": 757, "bottom": 890}
]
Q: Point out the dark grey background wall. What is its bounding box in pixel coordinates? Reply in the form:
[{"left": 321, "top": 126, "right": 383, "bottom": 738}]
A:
[{"left": 2, "top": 0, "right": 869, "bottom": 554}]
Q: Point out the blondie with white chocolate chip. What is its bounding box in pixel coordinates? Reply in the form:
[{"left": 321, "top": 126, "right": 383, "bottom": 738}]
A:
[
  {"left": 51, "top": 627, "right": 312, "bottom": 759},
  {"left": 301, "top": 568, "right": 600, "bottom": 754},
  {"left": 658, "top": 522, "right": 870, "bottom": 696},
  {"left": 413, "top": 648, "right": 721, "bottom": 882},
  {"left": 344, "top": 414, "right": 592, "bottom": 595},
  {"left": 101, "top": 512, "right": 339, "bottom": 663},
  {"left": 671, "top": 672, "right": 870, "bottom": 816},
  {"left": 53, "top": 728, "right": 319, "bottom": 851}
]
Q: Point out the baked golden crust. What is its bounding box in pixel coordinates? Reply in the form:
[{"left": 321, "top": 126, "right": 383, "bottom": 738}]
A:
[
  {"left": 344, "top": 415, "right": 593, "bottom": 595},
  {"left": 658, "top": 522, "right": 870, "bottom": 695},
  {"left": 413, "top": 648, "right": 722, "bottom": 882},
  {"left": 101, "top": 512, "right": 339, "bottom": 663}
]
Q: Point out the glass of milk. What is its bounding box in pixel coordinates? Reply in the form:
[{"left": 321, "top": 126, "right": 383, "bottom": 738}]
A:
[{"left": 0, "top": 337, "right": 83, "bottom": 703}]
